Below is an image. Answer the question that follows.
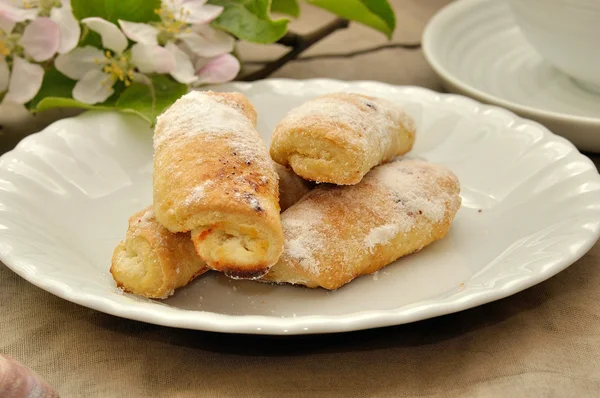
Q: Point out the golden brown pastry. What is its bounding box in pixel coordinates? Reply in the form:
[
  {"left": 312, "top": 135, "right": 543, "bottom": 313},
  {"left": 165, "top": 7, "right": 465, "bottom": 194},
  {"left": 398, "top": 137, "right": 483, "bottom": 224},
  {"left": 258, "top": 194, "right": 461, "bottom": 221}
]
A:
[
  {"left": 270, "top": 92, "right": 416, "bottom": 185},
  {"left": 153, "top": 91, "right": 284, "bottom": 279},
  {"left": 110, "top": 208, "right": 208, "bottom": 299},
  {"left": 262, "top": 159, "right": 461, "bottom": 290},
  {"left": 273, "top": 163, "right": 314, "bottom": 212},
  {"left": 111, "top": 165, "right": 312, "bottom": 298}
]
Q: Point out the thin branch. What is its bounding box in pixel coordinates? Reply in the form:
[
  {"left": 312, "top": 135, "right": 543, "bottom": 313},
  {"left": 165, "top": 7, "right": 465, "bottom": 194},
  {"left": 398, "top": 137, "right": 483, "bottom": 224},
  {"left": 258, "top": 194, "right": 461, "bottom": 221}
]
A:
[
  {"left": 276, "top": 31, "right": 303, "bottom": 48},
  {"left": 239, "top": 18, "right": 350, "bottom": 82},
  {"left": 244, "top": 42, "right": 422, "bottom": 65},
  {"left": 292, "top": 42, "right": 421, "bottom": 61}
]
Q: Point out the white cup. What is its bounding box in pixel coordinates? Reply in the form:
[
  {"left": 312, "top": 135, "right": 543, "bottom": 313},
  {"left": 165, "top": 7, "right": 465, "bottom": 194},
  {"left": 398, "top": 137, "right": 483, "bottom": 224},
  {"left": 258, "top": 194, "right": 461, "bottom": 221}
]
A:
[{"left": 505, "top": 0, "right": 600, "bottom": 94}]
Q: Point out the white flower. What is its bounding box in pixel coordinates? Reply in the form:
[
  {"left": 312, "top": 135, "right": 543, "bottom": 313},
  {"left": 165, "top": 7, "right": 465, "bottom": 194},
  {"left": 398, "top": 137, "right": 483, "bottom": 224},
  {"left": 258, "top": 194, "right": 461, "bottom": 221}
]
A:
[
  {"left": 118, "top": 0, "right": 238, "bottom": 85},
  {"left": 0, "top": 54, "right": 44, "bottom": 121},
  {"left": 0, "top": 20, "right": 52, "bottom": 115},
  {"left": 162, "top": 0, "right": 223, "bottom": 25},
  {"left": 55, "top": 17, "right": 173, "bottom": 104},
  {"left": 0, "top": 56, "right": 44, "bottom": 116},
  {"left": 0, "top": 0, "right": 80, "bottom": 54}
]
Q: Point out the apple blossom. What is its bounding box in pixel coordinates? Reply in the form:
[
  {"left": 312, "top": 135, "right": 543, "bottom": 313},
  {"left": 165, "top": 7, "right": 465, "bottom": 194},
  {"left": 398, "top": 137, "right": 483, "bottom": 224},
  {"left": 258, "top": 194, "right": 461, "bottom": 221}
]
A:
[
  {"left": 0, "top": 0, "right": 79, "bottom": 54},
  {"left": 118, "top": 0, "right": 239, "bottom": 85},
  {"left": 55, "top": 17, "right": 174, "bottom": 104}
]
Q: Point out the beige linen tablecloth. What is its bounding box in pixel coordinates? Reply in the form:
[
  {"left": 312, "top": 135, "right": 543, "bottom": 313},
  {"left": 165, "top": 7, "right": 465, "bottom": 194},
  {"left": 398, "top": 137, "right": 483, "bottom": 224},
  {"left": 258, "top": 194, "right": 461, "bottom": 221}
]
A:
[{"left": 2, "top": 1, "right": 600, "bottom": 396}]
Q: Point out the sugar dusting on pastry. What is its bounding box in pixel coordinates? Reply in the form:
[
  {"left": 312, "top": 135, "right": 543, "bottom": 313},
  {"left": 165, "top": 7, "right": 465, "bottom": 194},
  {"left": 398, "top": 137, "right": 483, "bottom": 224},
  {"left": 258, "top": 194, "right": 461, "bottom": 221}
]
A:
[
  {"left": 364, "top": 224, "right": 401, "bottom": 251},
  {"left": 184, "top": 181, "right": 214, "bottom": 207},
  {"left": 360, "top": 160, "right": 460, "bottom": 251},
  {"left": 275, "top": 93, "right": 412, "bottom": 154},
  {"left": 153, "top": 91, "right": 277, "bottom": 215},
  {"left": 375, "top": 160, "right": 457, "bottom": 222},
  {"left": 154, "top": 91, "right": 255, "bottom": 149},
  {"left": 281, "top": 203, "right": 324, "bottom": 276},
  {"left": 265, "top": 159, "right": 461, "bottom": 289},
  {"left": 270, "top": 92, "right": 416, "bottom": 185}
]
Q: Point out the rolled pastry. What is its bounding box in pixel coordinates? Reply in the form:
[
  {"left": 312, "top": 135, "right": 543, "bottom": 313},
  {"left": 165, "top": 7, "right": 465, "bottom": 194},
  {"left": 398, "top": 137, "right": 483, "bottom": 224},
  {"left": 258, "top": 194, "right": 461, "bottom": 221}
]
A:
[
  {"left": 273, "top": 163, "right": 314, "bottom": 212},
  {"left": 270, "top": 92, "right": 416, "bottom": 185},
  {"left": 263, "top": 159, "right": 461, "bottom": 290},
  {"left": 153, "top": 91, "right": 284, "bottom": 279},
  {"left": 111, "top": 166, "right": 312, "bottom": 298},
  {"left": 110, "top": 208, "right": 208, "bottom": 299}
]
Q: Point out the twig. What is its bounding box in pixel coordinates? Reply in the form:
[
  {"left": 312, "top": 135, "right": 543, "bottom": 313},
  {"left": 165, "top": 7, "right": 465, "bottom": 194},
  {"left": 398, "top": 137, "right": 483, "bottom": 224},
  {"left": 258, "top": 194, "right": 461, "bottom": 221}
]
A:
[
  {"left": 239, "top": 18, "right": 350, "bottom": 81},
  {"left": 276, "top": 31, "right": 303, "bottom": 48},
  {"left": 244, "top": 42, "right": 422, "bottom": 65}
]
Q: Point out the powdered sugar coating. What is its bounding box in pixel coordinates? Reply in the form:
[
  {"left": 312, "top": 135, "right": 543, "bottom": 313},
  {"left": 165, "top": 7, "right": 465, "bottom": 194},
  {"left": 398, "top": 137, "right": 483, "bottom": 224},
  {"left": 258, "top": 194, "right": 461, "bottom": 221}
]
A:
[
  {"left": 364, "top": 224, "right": 401, "bottom": 251},
  {"left": 276, "top": 93, "right": 412, "bottom": 154},
  {"left": 153, "top": 91, "right": 279, "bottom": 221},
  {"left": 269, "top": 160, "right": 461, "bottom": 288},
  {"left": 183, "top": 181, "right": 214, "bottom": 207},
  {"left": 154, "top": 91, "right": 255, "bottom": 150},
  {"left": 373, "top": 160, "right": 456, "bottom": 224},
  {"left": 138, "top": 207, "right": 155, "bottom": 227},
  {"left": 128, "top": 207, "right": 167, "bottom": 247},
  {"left": 281, "top": 203, "right": 324, "bottom": 276}
]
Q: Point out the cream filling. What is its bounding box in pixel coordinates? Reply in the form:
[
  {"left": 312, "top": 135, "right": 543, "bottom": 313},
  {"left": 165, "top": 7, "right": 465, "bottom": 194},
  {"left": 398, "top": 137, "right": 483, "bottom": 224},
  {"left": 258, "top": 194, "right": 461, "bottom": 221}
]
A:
[{"left": 192, "top": 225, "right": 269, "bottom": 269}]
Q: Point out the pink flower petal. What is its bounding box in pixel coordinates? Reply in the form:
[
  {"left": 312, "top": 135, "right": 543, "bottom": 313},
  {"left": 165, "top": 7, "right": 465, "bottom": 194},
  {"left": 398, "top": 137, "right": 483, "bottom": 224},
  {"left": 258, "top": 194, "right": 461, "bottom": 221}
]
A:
[
  {"left": 82, "top": 17, "right": 128, "bottom": 54},
  {"left": 51, "top": 1, "right": 81, "bottom": 54},
  {"left": 165, "top": 42, "right": 197, "bottom": 84},
  {"left": 0, "top": 2, "right": 37, "bottom": 30},
  {"left": 194, "top": 53, "right": 240, "bottom": 85},
  {"left": 55, "top": 46, "right": 105, "bottom": 80},
  {"left": 178, "top": 26, "right": 234, "bottom": 58},
  {"left": 0, "top": 57, "right": 8, "bottom": 93},
  {"left": 118, "top": 20, "right": 159, "bottom": 45},
  {"left": 19, "top": 17, "right": 60, "bottom": 61},
  {"left": 5, "top": 57, "right": 44, "bottom": 104},
  {"left": 72, "top": 69, "right": 114, "bottom": 104},
  {"left": 131, "top": 43, "right": 176, "bottom": 74}
]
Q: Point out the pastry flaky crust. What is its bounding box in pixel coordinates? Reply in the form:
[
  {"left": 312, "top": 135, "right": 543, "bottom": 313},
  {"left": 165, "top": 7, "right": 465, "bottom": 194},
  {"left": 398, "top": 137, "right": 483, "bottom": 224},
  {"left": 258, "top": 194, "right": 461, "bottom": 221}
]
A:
[
  {"left": 153, "top": 91, "right": 285, "bottom": 279},
  {"left": 111, "top": 167, "right": 312, "bottom": 299},
  {"left": 262, "top": 159, "right": 461, "bottom": 290},
  {"left": 273, "top": 163, "right": 314, "bottom": 212},
  {"left": 269, "top": 92, "right": 416, "bottom": 185},
  {"left": 110, "top": 208, "right": 208, "bottom": 299}
]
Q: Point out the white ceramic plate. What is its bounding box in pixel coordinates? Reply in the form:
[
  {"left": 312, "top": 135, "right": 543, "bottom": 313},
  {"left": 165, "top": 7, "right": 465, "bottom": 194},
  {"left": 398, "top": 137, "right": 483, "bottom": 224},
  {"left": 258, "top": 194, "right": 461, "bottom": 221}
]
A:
[
  {"left": 1, "top": 79, "right": 600, "bottom": 335},
  {"left": 422, "top": 0, "right": 600, "bottom": 153}
]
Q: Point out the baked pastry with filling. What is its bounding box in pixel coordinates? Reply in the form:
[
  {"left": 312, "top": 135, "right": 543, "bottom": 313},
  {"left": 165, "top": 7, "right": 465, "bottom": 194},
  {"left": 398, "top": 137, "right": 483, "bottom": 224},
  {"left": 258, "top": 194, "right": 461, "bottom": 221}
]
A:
[
  {"left": 263, "top": 159, "right": 461, "bottom": 290},
  {"left": 270, "top": 92, "right": 416, "bottom": 185}
]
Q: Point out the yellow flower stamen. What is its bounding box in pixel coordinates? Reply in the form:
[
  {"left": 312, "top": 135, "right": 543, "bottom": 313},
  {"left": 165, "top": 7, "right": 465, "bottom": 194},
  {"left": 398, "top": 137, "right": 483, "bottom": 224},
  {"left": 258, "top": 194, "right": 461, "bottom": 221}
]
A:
[
  {"left": 100, "top": 52, "right": 135, "bottom": 88},
  {"left": 154, "top": 1, "right": 193, "bottom": 43},
  {"left": 0, "top": 32, "right": 11, "bottom": 57},
  {"left": 0, "top": 42, "right": 9, "bottom": 57}
]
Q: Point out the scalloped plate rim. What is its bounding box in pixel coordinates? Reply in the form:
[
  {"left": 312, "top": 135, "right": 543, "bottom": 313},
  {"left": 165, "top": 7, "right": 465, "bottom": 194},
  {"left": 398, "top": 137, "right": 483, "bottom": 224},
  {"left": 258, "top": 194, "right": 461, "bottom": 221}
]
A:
[{"left": 1, "top": 78, "right": 599, "bottom": 335}]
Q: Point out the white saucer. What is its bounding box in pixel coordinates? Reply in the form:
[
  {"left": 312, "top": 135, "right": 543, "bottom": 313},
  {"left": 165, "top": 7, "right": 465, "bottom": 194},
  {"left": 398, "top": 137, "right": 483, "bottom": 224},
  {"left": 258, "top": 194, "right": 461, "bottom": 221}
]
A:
[{"left": 423, "top": 0, "right": 600, "bottom": 153}]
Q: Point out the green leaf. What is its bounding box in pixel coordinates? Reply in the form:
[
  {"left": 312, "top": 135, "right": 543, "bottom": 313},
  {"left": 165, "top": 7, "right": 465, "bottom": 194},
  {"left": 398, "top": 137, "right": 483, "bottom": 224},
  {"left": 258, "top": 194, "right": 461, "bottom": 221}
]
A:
[
  {"left": 35, "top": 76, "right": 186, "bottom": 125},
  {"left": 71, "top": 0, "right": 161, "bottom": 24},
  {"left": 306, "top": 0, "right": 395, "bottom": 38},
  {"left": 30, "top": 67, "right": 123, "bottom": 112},
  {"left": 28, "top": 67, "right": 77, "bottom": 110},
  {"left": 209, "top": 0, "right": 289, "bottom": 44},
  {"left": 271, "top": 0, "right": 300, "bottom": 17},
  {"left": 35, "top": 97, "right": 113, "bottom": 113},
  {"left": 115, "top": 75, "right": 188, "bottom": 124}
]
